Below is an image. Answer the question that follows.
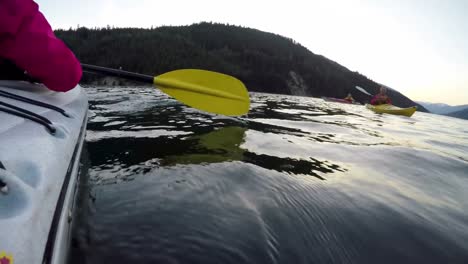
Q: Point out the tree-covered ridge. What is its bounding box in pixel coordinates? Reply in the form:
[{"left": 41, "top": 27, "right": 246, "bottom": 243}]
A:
[
  {"left": 445, "top": 108, "right": 468, "bottom": 120},
  {"left": 55, "top": 22, "right": 427, "bottom": 111}
]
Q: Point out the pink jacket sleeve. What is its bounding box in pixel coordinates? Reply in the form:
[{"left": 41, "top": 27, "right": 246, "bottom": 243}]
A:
[{"left": 0, "top": 0, "right": 82, "bottom": 92}]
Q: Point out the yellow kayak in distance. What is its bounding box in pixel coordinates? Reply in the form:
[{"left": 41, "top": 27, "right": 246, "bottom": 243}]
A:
[{"left": 366, "top": 104, "right": 417, "bottom": 117}]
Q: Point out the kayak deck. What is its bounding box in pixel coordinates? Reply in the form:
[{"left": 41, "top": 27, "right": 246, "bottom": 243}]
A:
[
  {"left": 366, "top": 104, "right": 417, "bottom": 117},
  {"left": 0, "top": 81, "right": 88, "bottom": 264}
]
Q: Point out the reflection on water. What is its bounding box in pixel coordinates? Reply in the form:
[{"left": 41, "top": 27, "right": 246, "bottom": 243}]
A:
[
  {"left": 71, "top": 87, "right": 468, "bottom": 264},
  {"left": 162, "top": 126, "right": 247, "bottom": 166}
]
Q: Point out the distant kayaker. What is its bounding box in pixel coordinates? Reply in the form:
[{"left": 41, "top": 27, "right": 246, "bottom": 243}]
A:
[
  {"left": 0, "top": 0, "right": 82, "bottom": 92},
  {"left": 370, "top": 86, "right": 392, "bottom": 105},
  {"left": 343, "top": 93, "right": 355, "bottom": 103}
]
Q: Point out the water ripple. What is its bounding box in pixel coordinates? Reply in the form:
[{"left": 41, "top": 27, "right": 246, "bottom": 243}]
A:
[{"left": 71, "top": 87, "right": 468, "bottom": 264}]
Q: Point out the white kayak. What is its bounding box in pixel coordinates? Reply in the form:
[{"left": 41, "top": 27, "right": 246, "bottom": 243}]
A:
[{"left": 0, "top": 81, "right": 88, "bottom": 264}]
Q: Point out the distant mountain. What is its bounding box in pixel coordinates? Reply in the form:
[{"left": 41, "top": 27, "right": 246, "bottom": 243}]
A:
[
  {"left": 55, "top": 22, "right": 428, "bottom": 112},
  {"left": 417, "top": 102, "right": 468, "bottom": 114},
  {"left": 445, "top": 108, "right": 468, "bottom": 120}
]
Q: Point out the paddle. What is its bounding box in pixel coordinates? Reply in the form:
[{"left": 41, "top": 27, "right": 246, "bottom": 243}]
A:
[
  {"left": 355, "top": 86, "right": 372, "bottom": 96},
  {"left": 81, "top": 64, "right": 250, "bottom": 116}
]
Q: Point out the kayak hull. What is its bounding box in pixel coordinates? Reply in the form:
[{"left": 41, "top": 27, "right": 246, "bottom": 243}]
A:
[
  {"left": 366, "top": 104, "right": 417, "bottom": 117},
  {"left": 0, "top": 81, "right": 88, "bottom": 264},
  {"left": 322, "top": 97, "right": 360, "bottom": 105}
]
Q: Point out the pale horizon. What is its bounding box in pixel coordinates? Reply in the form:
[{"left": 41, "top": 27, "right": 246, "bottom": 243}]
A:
[{"left": 37, "top": 0, "right": 468, "bottom": 105}]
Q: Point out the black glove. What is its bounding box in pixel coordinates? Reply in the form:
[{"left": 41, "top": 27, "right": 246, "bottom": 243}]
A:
[{"left": 0, "top": 59, "right": 40, "bottom": 83}]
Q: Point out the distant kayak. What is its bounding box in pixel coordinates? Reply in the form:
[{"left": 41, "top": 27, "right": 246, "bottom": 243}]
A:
[
  {"left": 366, "top": 104, "right": 417, "bottom": 117},
  {"left": 322, "top": 97, "right": 360, "bottom": 105}
]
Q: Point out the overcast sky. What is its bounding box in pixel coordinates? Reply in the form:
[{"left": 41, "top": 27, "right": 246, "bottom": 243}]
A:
[{"left": 37, "top": 0, "right": 468, "bottom": 105}]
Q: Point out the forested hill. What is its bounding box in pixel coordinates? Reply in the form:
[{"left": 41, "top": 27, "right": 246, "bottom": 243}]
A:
[
  {"left": 445, "top": 108, "right": 468, "bottom": 120},
  {"left": 55, "top": 22, "right": 427, "bottom": 111}
]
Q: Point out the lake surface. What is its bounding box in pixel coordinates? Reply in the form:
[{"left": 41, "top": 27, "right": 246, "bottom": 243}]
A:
[{"left": 70, "top": 87, "right": 468, "bottom": 264}]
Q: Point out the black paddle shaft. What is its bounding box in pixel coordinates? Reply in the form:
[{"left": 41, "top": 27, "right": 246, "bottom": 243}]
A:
[{"left": 81, "top": 64, "right": 154, "bottom": 84}]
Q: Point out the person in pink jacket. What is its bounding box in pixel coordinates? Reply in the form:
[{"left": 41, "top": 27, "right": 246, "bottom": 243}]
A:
[
  {"left": 0, "top": 0, "right": 82, "bottom": 92},
  {"left": 370, "top": 86, "right": 392, "bottom": 105}
]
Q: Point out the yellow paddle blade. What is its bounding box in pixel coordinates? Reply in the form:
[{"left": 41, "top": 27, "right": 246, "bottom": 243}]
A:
[{"left": 154, "top": 69, "right": 250, "bottom": 116}]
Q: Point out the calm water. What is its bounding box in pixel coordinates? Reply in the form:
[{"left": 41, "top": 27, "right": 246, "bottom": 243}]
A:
[{"left": 70, "top": 87, "right": 468, "bottom": 264}]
